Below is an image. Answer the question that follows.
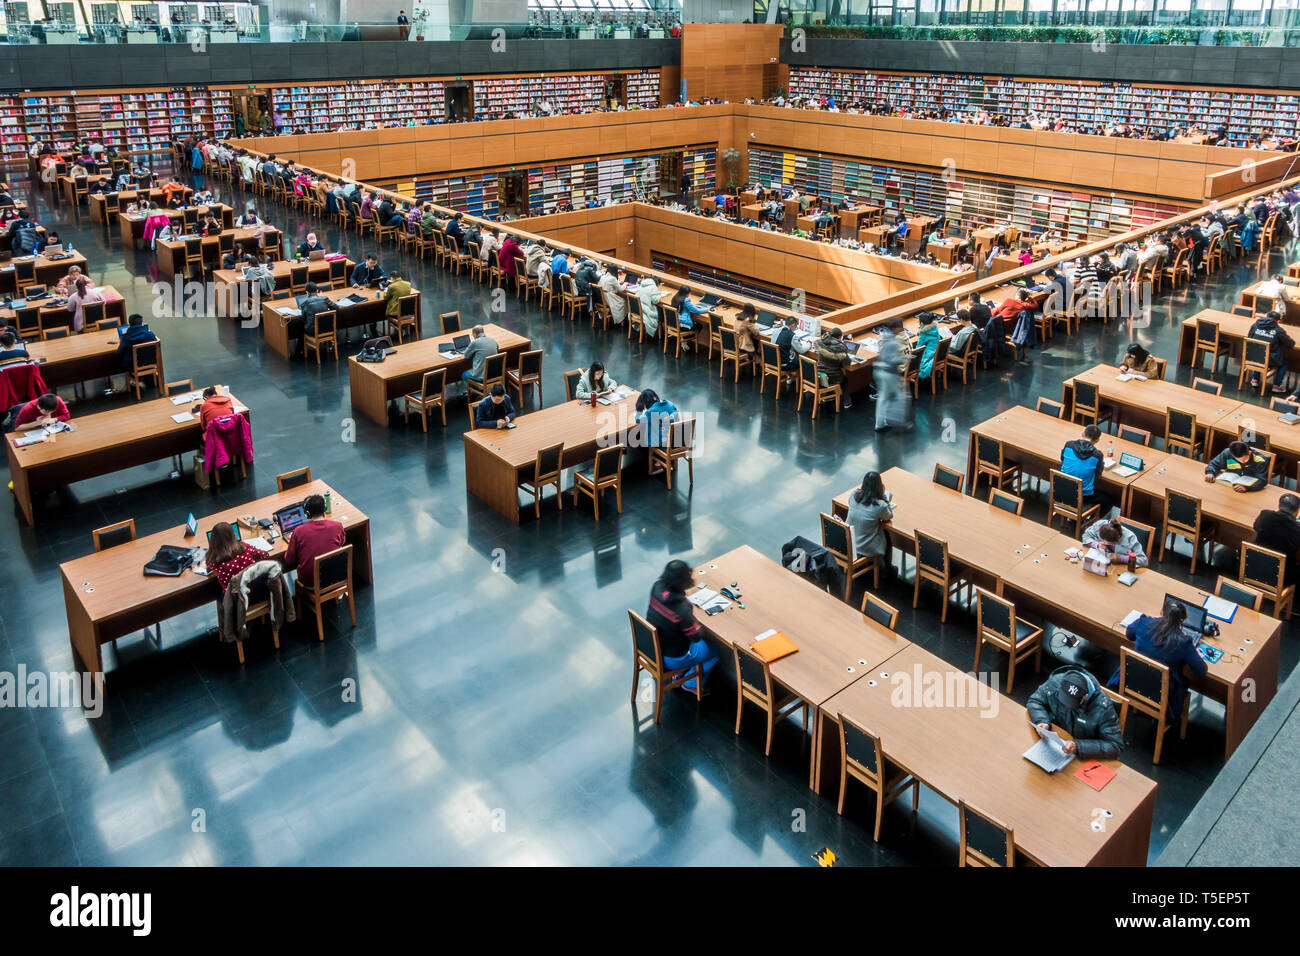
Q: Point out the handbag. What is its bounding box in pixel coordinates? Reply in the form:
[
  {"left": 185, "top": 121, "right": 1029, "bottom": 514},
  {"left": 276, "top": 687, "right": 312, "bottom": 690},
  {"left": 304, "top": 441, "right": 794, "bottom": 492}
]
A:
[{"left": 143, "top": 545, "right": 195, "bottom": 577}]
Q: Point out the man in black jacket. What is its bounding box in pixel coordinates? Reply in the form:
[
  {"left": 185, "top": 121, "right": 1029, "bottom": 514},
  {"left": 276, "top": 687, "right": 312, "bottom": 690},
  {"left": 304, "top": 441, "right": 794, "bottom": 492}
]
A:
[
  {"left": 1253, "top": 493, "right": 1300, "bottom": 584},
  {"left": 288, "top": 282, "right": 331, "bottom": 358},
  {"left": 1246, "top": 310, "right": 1294, "bottom": 392},
  {"left": 1027, "top": 666, "right": 1125, "bottom": 759},
  {"left": 1204, "top": 440, "right": 1270, "bottom": 492},
  {"left": 350, "top": 255, "right": 386, "bottom": 288},
  {"left": 645, "top": 559, "right": 718, "bottom": 695}
]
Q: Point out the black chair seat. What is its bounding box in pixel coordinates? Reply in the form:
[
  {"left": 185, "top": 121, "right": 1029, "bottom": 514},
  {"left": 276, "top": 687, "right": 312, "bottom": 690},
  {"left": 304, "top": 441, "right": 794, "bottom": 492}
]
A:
[{"left": 1014, "top": 619, "right": 1040, "bottom": 643}]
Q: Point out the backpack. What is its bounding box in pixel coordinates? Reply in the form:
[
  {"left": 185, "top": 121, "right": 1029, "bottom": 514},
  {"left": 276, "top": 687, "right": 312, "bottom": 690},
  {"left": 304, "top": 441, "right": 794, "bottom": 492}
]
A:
[{"left": 13, "top": 221, "right": 38, "bottom": 255}]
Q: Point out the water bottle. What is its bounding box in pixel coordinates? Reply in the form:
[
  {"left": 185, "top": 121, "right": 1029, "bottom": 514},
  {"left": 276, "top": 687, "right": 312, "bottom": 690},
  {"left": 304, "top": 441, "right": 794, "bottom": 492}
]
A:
[{"left": 324, "top": 490, "right": 332, "bottom": 515}]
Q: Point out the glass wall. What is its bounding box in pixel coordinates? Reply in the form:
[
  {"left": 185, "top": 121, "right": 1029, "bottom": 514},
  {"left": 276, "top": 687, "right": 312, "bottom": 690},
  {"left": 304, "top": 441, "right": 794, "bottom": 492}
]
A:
[{"left": 785, "top": 0, "right": 1300, "bottom": 28}]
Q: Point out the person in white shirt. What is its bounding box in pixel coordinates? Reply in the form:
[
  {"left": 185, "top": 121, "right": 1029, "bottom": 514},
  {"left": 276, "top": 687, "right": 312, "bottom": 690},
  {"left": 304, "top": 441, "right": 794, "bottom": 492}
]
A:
[
  {"left": 634, "top": 274, "right": 663, "bottom": 336},
  {"left": 1256, "top": 273, "right": 1290, "bottom": 303},
  {"left": 479, "top": 227, "right": 500, "bottom": 263},
  {"left": 598, "top": 264, "right": 630, "bottom": 326}
]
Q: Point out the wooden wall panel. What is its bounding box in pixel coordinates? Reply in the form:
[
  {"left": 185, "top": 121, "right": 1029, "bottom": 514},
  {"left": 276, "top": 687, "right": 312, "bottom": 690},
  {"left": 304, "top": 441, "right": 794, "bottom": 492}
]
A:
[{"left": 681, "top": 24, "right": 783, "bottom": 104}]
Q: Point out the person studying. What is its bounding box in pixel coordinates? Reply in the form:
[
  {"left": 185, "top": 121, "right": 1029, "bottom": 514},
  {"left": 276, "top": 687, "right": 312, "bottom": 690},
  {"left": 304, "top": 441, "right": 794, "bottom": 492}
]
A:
[
  {"left": 1204, "top": 441, "right": 1270, "bottom": 492},
  {"left": 475, "top": 384, "right": 516, "bottom": 429}
]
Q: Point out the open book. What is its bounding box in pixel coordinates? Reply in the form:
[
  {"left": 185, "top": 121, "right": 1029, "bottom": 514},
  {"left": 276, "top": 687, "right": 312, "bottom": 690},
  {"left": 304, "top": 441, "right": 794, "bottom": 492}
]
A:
[{"left": 1214, "top": 472, "right": 1257, "bottom": 488}]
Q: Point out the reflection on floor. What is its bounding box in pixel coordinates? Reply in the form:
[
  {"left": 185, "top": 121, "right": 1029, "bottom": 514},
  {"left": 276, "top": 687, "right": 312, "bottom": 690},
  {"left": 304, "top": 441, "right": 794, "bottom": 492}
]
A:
[{"left": 0, "top": 169, "right": 1295, "bottom": 866}]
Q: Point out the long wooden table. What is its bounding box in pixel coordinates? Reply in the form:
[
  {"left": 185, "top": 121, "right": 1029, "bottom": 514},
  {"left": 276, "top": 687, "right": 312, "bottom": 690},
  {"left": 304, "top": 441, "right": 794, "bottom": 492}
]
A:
[
  {"left": 818, "top": 643, "right": 1157, "bottom": 866},
  {"left": 692, "top": 545, "right": 911, "bottom": 789},
  {"left": 5, "top": 391, "right": 245, "bottom": 526},
  {"left": 59, "top": 479, "right": 371, "bottom": 684},
  {"left": 116, "top": 203, "right": 234, "bottom": 247},
  {"left": 966, "top": 405, "right": 1171, "bottom": 514},
  {"left": 23, "top": 314, "right": 136, "bottom": 389},
  {"left": 1001, "top": 531, "right": 1281, "bottom": 761},
  {"left": 0, "top": 284, "right": 126, "bottom": 338},
  {"left": 212, "top": 256, "right": 355, "bottom": 317},
  {"left": 1177, "top": 307, "right": 1300, "bottom": 368},
  {"left": 154, "top": 226, "right": 280, "bottom": 277},
  {"left": 261, "top": 286, "right": 420, "bottom": 359},
  {"left": 1239, "top": 279, "right": 1300, "bottom": 324},
  {"left": 0, "top": 250, "right": 89, "bottom": 295},
  {"left": 88, "top": 186, "right": 193, "bottom": 224},
  {"left": 463, "top": 387, "right": 642, "bottom": 524},
  {"left": 348, "top": 324, "right": 531, "bottom": 426},
  {"left": 1061, "top": 363, "right": 1244, "bottom": 434}
]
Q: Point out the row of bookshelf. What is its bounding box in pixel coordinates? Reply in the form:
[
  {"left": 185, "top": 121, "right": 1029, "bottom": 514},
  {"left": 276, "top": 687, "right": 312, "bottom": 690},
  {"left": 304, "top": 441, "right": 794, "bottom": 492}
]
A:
[
  {"left": 651, "top": 255, "right": 833, "bottom": 315},
  {"left": 788, "top": 68, "right": 1296, "bottom": 146},
  {"left": 747, "top": 147, "right": 1189, "bottom": 243}
]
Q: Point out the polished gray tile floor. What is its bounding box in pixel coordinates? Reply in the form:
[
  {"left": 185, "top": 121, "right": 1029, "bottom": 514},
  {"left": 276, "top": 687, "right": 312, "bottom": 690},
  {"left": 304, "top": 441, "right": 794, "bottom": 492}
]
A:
[{"left": 1, "top": 168, "right": 1295, "bottom": 866}]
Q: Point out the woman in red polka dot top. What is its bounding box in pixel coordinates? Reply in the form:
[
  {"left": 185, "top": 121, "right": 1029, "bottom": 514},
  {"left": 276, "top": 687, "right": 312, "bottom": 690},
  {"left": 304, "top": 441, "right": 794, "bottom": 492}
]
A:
[{"left": 206, "top": 522, "right": 260, "bottom": 592}]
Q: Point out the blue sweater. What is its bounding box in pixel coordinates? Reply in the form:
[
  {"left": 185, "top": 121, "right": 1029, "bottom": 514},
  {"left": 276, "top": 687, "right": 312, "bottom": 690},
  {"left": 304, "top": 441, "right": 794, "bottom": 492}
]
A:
[{"left": 1108, "top": 615, "right": 1208, "bottom": 719}]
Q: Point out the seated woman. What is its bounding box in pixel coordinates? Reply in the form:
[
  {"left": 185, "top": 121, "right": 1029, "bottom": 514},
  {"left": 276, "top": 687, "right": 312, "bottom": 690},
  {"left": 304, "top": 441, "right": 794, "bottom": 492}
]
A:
[
  {"left": 574, "top": 361, "right": 617, "bottom": 400},
  {"left": 1107, "top": 599, "right": 1206, "bottom": 721},
  {"left": 669, "top": 286, "right": 706, "bottom": 336},
  {"left": 205, "top": 522, "right": 260, "bottom": 593},
  {"left": 635, "top": 388, "right": 679, "bottom": 448},
  {"left": 1118, "top": 342, "right": 1161, "bottom": 379},
  {"left": 733, "top": 304, "right": 764, "bottom": 363},
  {"left": 55, "top": 264, "right": 85, "bottom": 297},
  {"left": 846, "top": 470, "right": 896, "bottom": 577},
  {"left": 915, "top": 310, "right": 941, "bottom": 380}
]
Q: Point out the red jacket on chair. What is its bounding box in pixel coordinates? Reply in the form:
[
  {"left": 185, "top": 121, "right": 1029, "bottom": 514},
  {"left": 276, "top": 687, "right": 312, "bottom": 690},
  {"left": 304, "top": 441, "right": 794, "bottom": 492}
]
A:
[
  {"left": 203, "top": 414, "right": 253, "bottom": 473},
  {"left": 0, "top": 362, "right": 48, "bottom": 412}
]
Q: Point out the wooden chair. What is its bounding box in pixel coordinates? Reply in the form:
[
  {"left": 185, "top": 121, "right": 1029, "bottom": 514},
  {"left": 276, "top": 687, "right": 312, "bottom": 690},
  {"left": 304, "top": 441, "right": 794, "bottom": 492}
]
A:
[
  {"left": 1204, "top": 233, "right": 1224, "bottom": 273},
  {"left": 487, "top": 250, "right": 504, "bottom": 288},
  {"left": 296, "top": 544, "right": 356, "bottom": 643},
  {"left": 1035, "top": 396, "right": 1064, "bottom": 419},
  {"left": 559, "top": 273, "right": 584, "bottom": 322},
  {"left": 648, "top": 418, "right": 695, "bottom": 490},
  {"left": 439, "top": 311, "right": 461, "bottom": 335},
  {"left": 913, "top": 530, "right": 964, "bottom": 623},
  {"left": 661, "top": 304, "right": 688, "bottom": 357},
  {"left": 945, "top": 329, "right": 978, "bottom": 384},
  {"left": 41, "top": 326, "right": 71, "bottom": 340},
  {"left": 796, "top": 353, "right": 840, "bottom": 419},
  {"left": 1191, "top": 377, "right": 1222, "bottom": 396},
  {"left": 402, "top": 368, "right": 447, "bottom": 431},
  {"left": 445, "top": 236, "right": 471, "bottom": 275},
  {"left": 275, "top": 467, "right": 312, "bottom": 492},
  {"left": 973, "top": 587, "right": 1042, "bottom": 694},
  {"left": 183, "top": 236, "right": 205, "bottom": 278},
  {"left": 820, "top": 511, "right": 880, "bottom": 601},
  {"left": 932, "top": 463, "right": 965, "bottom": 493},
  {"left": 572, "top": 444, "right": 624, "bottom": 520},
  {"left": 1115, "top": 647, "right": 1186, "bottom": 765},
  {"left": 923, "top": 337, "right": 951, "bottom": 393},
  {"left": 466, "top": 242, "right": 486, "bottom": 282},
  {"left": 127, "top": 341, "right": 162, "bottom": 399},
  {"left": 1162, "top": 246, "right": 1191, "bottom": 288},
  {"left": 1270, "top": 397, "right": 1299, "bottom": 414},
  {"left": 81, "top": 301, "right": 108, "bottom": 331},
  {"left": 514, "top": 256, "right": 536, "bottom": 300},
  {"left": 304, "top": 309, "right": 338, "bottom": 365},
  {"left": 92, "top": 518, "right": 136, "bottom": 551},
  {"left": 734, "top": 642, "right": 809, "bottom": 757},
  {"left": 989, "top": 487, "right": 1024, "bottom": 515},
  {"left": 1190, "top": 317, "right": 1227, "bottom": 374},
  {"left": 94, "top": 314, "right": 122, "bottom": 331},
  {"left": 519, "top": 441, "right": 564, "bottom": 519},
  {"left": 629, "top": 609, "right": 701, "bottom": 725},
  {"left": 14, "top": 306, "right": 42, "bottom": 340},
  {"left": 165, "top": 379, "right": 194, "bottom": 396},
  {"left": 1230, "top": 304, "right": 1254, "bottom": 318},
  {"left": 1164, "top": 407, "right": 1204, "bottom": 459},
  {"left": 861, "top": 593, "right": 899, "bottom": 630},
  {"left": 506, "top": 349, "right": 543, "bottom": 408},
  {"left": 589, "top": 287, "right": 611, "bottom": 332},
  {"left": 387, "top": 294, "right": 420, "bottom": 344},
  {"left": 1159, "top": 489, "right": 1216, "bottom": 575},
  {"left": 972, "top": 434, "right": 1021, "bottom": 494},
  {"left": 536, "top": 268, "right": 558, "bottom": 312},
  {"left": 1071, "top": 379, "right": 1114, "bottom": 431},
  {"left": 1239, "top": 542, "right": 1295, "bottom": 618},
  {"left": 836, "top": 715, "right": 919, "bottom": 840},
  {"left": 465, "top": 352, "right": 508, "bottom": 413},
  {"left": 959, "top": 800, "right": 1015, "bottom": 867},
  {"left": 1216, "top": 575, "right": 1263, "bottom": 612},
  {"left": 288, "top": 264, "right": 309, "bottom": 296},
  {"left": 1119, "top": 517, "right": 1157, "bottom": 558},
  {"left": 903, "top": 350, "right": 923, "bottom": 398},
  {"left": 759, "top": 340, "right": 795, "bottom": 398},
  {"left": 1117, "top": 424, "right": 1152, "bottom": 446},
  {"left": 1237, "top": 338, "right": 1272, "bottom": 395},
  {"left": 718, "top": 327, "right": 751, "bottom": 381},
  {"left": 1048, "top": 469, "right": 1099, "bottom": 535},
  {"left": 625, "top": 293, "right": 646, "bottom": 342},
  {"left": 228, "top": 572, "right": 282, "bottom": 665}
]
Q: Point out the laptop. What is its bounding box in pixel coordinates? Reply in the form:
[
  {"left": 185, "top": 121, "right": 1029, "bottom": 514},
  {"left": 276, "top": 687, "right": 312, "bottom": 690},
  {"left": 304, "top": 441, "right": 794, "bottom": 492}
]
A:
[
  {"left": 842, "top": 339, "right": 862, "bottom": 356},
  {"left": 307, "top": 249, "right": 325, "bottom": 261},
  {"left": 757, "top": 309, "right": 779, "bottom": 329},
  {"left": 448, "top": 334, "right": 471, "bottom": 355},
  {"left": 1110, "top": 451, "right": 1143, "bottom": 478},
  {"left": 116, "top": 324, "right": 148, "bottom": 337},
  {"left": 1164, "top": 593, "right": 1207, "bottom": 643},
  {"left": 274, "top": 503, "right": 309, "bottom": 534},
  {"left": 698, "top": 293, "right": 721, "bottom": 307},
  {"left": 42, "top": 244, "right": 64, "bottom": 257},
  {"left": 206, "top": 524, "right": 242, "bottom": 545},
  {"left": 294, "top": 292, "right": 310, "bottom": 307}
]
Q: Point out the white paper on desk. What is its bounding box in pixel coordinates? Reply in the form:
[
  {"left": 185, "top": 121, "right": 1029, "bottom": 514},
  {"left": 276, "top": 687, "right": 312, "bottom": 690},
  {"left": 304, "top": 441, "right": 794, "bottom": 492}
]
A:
[
  {"left": 170, "top": 412, "right": 194, "bottom": 424},
  {"left": 1120, "top": 609, "right": 1143, "bottom": 628},
  {"left": 1202, "top": 595, "right": 1237, "bottom": 622},
  {"left": 1115, "top": 372, "right": 1146, "bottom": 382},
  {"left": 438, "top": 351, "right": 459, "bottom": 358},
  {"left": 246, "top": 537, "right": 274, "bottom": 553},
  {"left": 1102, "top": 457, "right": 1116, "bottom": 469},
  {"left": 277, "top": 307, "right": 302, "bottom": 317},
  {"left": 1023, "top": 733, "right": 1075, "bottom": 773},
  {"left": 687, "top": 587, "right": 731, "bottom": 613},
  {"left": 232, "top": 404, "right": 247, "bottom": 415},
  {"left": 170, "top": 391, "right": 200, "bottom": 405}
]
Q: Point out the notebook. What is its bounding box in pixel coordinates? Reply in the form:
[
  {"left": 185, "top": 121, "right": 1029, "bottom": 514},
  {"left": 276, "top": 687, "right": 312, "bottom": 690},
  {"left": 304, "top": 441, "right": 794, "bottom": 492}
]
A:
[
  {"left": 1074, "top": 761, "right": 1116, "bottom": 792},
  {"left": 749, "top": 629, "right": 798, "bottom": 663}
]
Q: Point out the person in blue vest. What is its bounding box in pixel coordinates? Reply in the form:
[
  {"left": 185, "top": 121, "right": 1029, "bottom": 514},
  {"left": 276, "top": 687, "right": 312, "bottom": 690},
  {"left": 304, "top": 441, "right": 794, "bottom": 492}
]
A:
[{"left": 1060, "top": 423, "right": 1112, "bottom": 515}]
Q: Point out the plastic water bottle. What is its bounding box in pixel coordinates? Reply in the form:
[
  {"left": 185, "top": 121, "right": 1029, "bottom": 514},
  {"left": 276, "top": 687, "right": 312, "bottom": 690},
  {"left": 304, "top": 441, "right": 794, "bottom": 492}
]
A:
[{"left": 324, "top": 491, "right": 332, "bottom": 515}]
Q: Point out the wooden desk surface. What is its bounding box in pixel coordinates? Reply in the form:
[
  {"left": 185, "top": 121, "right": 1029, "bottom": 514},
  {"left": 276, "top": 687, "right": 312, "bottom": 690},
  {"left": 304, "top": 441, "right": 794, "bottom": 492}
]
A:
[
  {"left": 1213, "top": 404, "right": 1300, "bottom": 461},
  {"left": 0, "top": 284, "right": 125, "bottom": 324},
  {"left": 155, "top": 224, "right": 275, "bottom": 251},
  {"left": 692, "top": 545, "right": 911, "bottom": 707},
  {"left": 463, "top": 388, "right": 641, "bottom": 470},
  {"left": 1, "top": 250, "right": 89, "bottom": 281},
  {"left": 1002, "top": 531, "right": 1279, "bottom": 692},
  {"left": 822, "top": 643, "right": 1157, "bottom": 867},
  {"left": 1127, "top": 451, "right": 1290, "bottom": 536},
  {"left": 60, "top": 479, "right": 365, "bottom": 636},
  {"left": 347, "top": 323, "right": 528, "bottom": 386},
  {"left": 833, "top": 466, "right": 1060, "bottom": 579},
  {"left": 1239, "top": 279, "right": 1300, "bottom": 322},
  {"left": 262, "top": 284, "right": 397, "bottom": 318},
  {"left": 1070, "top": 363, "right": 1243, "bottom": 429}
]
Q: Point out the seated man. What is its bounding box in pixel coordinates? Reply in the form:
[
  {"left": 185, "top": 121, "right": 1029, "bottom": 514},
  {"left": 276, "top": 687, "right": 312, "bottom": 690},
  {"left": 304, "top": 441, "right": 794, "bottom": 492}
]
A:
[
  {"left": 0, "top": 329, "right": 31, "bottom": 369},
  {"left": 289, "top": 282, "right": 331, "bottom": 358},
  {"left": 1253, "top": 493, "right": 1300, "bottom": 584},
  {"left": 283, "top": 493, "right": 346, "bottom": 592},
  {"left": 1204, "top": 440, "right": 1270, "bottom": 492},
  {"left": 350, "top": 254, "right": 386, "bottom": 289},
  {"left": 383, "top": 270, "right": 412, "bottom": 324},
  {"left": 112, "top": 312, "right": 158, "bottom": 381},
  {"left": 1246, "top": 310, "right": 1294, "bottom": 393},
  {"left": 812, "top": 327, "right": 853, "bottom": 409},
  {"left": 461, "top": 325, "right": 498, "bottom": 387},
  {"left": 774, "top": 315, "right": 805, "bottom": 370},
  {"left": 1027, "top": 666, "right": 1125, "bottom": 759},
  {"left": 886, "top": 215, "right": 908, "bottom": 249},
  {"left": 13, "top": 392, "right": 71, "bottom": 432},
  {"left": 296, "top": 232, "right": 326, "bottom": 258},
  {"left": 1081, "top": 517, "right": 1149, "bottom": 567},
  {"left": 474, "top": 383, "right": 516, "bottom": 429},
  {"left": 647, "top": 559, "right": 718, "bottom": 695},
  {"left": 1060, "top": 424, "right": 1112, "bottom": 515}
]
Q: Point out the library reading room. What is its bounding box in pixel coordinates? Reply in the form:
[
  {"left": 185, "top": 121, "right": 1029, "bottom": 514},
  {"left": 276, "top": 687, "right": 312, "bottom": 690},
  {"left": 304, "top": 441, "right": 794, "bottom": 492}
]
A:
[{"left": 0, "top": 0, "right": 1297, "bottom": 910}]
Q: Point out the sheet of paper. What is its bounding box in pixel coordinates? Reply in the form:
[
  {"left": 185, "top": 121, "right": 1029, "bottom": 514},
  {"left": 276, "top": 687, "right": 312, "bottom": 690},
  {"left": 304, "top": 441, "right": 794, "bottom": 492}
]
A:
[
  {"left": 1202, "top": 595, "right": 1237, "bottom": 622},
  {"left": 247, "top": 537, "right": 274, "bottom": 553},
  {"left": 170, "top": 392, "right": 200, "bottom": 405},
  {"left": 1120, "top": 609, "right": 1143, "bottom": 628},
  {"left": 170, "top": 412, "right": 194, "bottom": 424}
]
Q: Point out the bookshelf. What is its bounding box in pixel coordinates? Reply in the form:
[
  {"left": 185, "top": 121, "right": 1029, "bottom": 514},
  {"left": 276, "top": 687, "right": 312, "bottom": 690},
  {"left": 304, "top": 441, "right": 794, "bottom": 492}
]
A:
[
  {"left": 787, "top": 67, "right": 1300, "bottom": 147},
  {"left": 651, "top": 254, "right": 834, "bottom": 315},
  {"left": 747, "top": 146, "right": 1188, "bottom": 243},
  {"left": 271, "top": 81, "right": 448, "bottom": 132},
  {"left": 625, "top": 71, "right": 660, "bottom": 109}
]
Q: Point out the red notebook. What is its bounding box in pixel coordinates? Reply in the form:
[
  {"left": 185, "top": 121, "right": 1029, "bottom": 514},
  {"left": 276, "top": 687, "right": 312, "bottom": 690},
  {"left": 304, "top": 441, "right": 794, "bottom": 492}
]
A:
[{"left": 1074, "top": 761, "right": 1116, "bottom": 792}]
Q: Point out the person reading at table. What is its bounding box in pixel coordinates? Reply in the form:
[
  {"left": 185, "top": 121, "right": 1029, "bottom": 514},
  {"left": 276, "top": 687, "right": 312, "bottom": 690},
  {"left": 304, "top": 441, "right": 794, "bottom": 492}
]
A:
[
  {"left": 1246, "top": 310, "right": 1294, "bottom": 393},
  {"left": 847, "top": 470, "right": 895, "bottom": 578},
  {"left": 812, "top": 327, "right": 853, "bottom": 408},
  {"left": 112, "top": 312, "right": 158, "bottom": 379},
  {"left": 296, "top": 233, "right": 325, "bottom": 258},
  {"left": 284, "top": 493, "right": 346, "bottom": 591},
  {"left": 201, "top": 213, "right": 223, "bottom": 237},
  {"left": 1253, "top": 493, "right": 1300, "bottom": 584},
  {"left": 383, "top": 270, "right": 412, "bottom": 322},
  {"left": 574, "top": 361, "right": 616, "bottom": 400},
  {"left": 647, "top": 559, "right": 718, "bottom": 695},
  {"left": 1027, "top": 666, "right": 1124, "bottom": 759},
  {"left": 461, "top": 325, "right": 498, "bottom": 388},
  {"left": 65, "top": 278, "right": 104, "bottom": 334},
  {"left": 0, "top": 329, "right": 30, "bottom": 368},
  {"left": 1061, "top": 424, "right": 1112, "bottom": 514},
  {"left": 288, "top": 282, "right": 333, "bottom": 359},
  {"left": 474, "top": 383, "right": 516, "bottom": 429},
  {"left": 635, "top": 389, "right": 678, "bottom": 447},
  {"left": 194, "top": 385, "right": 234, "bottom": 430},
  {"left": 350, "top": 254, "right": 385, "bottom": 289},
  {"left": 205, "top": 522, "right": 260, "bottom": 593},
  {"left": 222, "top": 242, "right": 246, "bottom": 271},
  {"left": 1107, "top": 600, "right": 1206, "bottom": 723},
  {"left": 13, "top": 392, "right": 70, "bottom": 431},
  {"left": 1204, "top": 440, "right": 1269, "bottom": 492},
  {"left": 1081, "top": 517, "right": 1148, "bottom": 567},
  {"left": 1117, "top": 342, "right": 1160, "bottom": 379}
]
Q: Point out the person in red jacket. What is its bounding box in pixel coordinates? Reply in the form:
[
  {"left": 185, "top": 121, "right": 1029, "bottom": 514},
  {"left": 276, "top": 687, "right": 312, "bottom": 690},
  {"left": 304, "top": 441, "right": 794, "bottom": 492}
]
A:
[
  {"left": 284, "top": 494, "right": 345, "bottom": 589},
  {"left": 498, "top": 236, "right": 523, "bottom": 278},
  {"left": 194, "top": 385, "right": 234, "bottom": 431},
  {"left": 991, "top": 288, "right": 1036, "bottom": 321},
  {"left": 14, "top": 392, "right": 70, "bottom": 431}
]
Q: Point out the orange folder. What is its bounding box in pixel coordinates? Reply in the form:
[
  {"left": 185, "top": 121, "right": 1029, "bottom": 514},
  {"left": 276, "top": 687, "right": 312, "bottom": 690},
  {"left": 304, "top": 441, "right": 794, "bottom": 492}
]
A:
[
  {"left": 1074, "top": 760, "right": 1116, "bottom": 792},
  {"left": 750, "top": 632, "right": 798, "bottom": 662}
]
